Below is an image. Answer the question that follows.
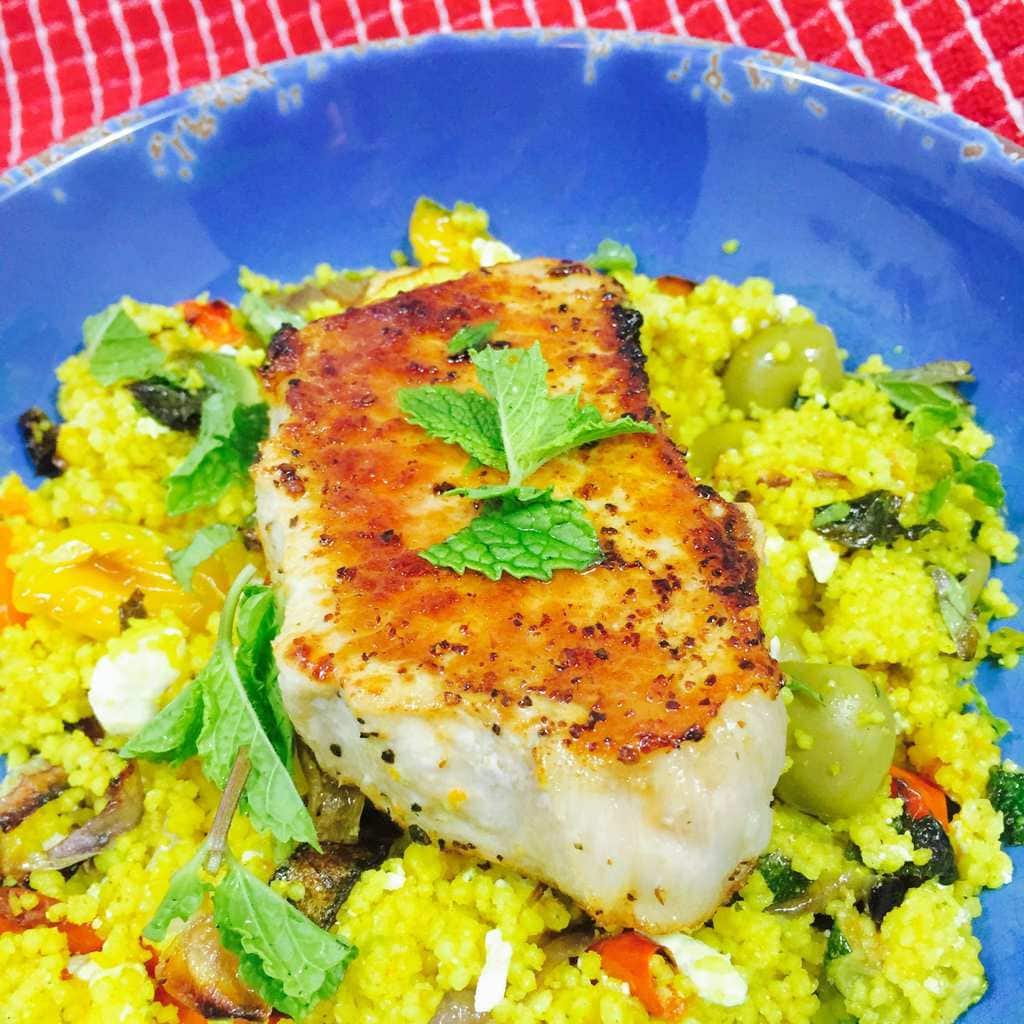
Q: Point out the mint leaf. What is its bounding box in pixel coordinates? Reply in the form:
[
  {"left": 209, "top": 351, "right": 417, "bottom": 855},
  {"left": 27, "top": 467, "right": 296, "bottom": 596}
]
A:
[
  {"left": 422, "top": 492, "right": 603, "bottom": 581},
  {"left": 120, "top": 680, "right": 204, "bottom": 765},
  {"left": 234, "top": 585, "right": 291, "bottom": 769},
  {"left": 949, "top": 450, "right": 1005, "bottom": 508},
  {"left": 931, "top": 566, "right": 978, "bottom": 660},
  {"left": 876, "top": 374, "right": 967, "bottom": 442},
  {"left": 585, "top": 238, "right": 638, "bottom": 274},
  {"left": 882, "top": 361, "right": 974, "bottom": 387},
  {"left": 197, "top": 352, "right": 262, "bottom": 406},
  {"left": 166, "top": 394, "right": 268, "bottom": 515},
  {"left": 143, "top": 845, "right": 211, "bottom": 941},
  {"left": 397, "top": 386, "right": 506, "bottom": 471},
  {"left": 213, "top": 859, "right": 357, "bottom": 1019},
  {"left": 920, "top": 477, "right": 953, "bottom": 519},
  {"left": 196, "top": 573, "right": 316, "bottom": 847},
  {"left": 168, "top": 523, "right": 236, "bottom": 590},
  {"left": 240, "top": 293, "right": 305, "bottom": 345},
  {"left": 471, "top": 343, "right": 653, "bottom": 484},
  {"left": 86, "top": 305, "right": 164, "bottom": 385},
  {"left": 448, "top": 320, "right": 498, "bottom": 356},
  {"left": 448, "top": 484, "right": 552, "bottom": 503},
  {"left": 812, "top": 502, "right": 852, "bottom": 529}
]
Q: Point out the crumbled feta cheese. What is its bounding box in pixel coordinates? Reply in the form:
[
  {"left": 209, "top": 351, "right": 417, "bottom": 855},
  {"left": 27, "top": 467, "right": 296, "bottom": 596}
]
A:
[
  {"left": 775, "top": 293, "right": 798, "bottom": 318},
  {"left": 382, "top": 864, "right": 406, "bottom": 890},
  {"left": 731, "top": 316, "right": 749, "bottom": 335},
  {"left": 924, "top": 976, "right": 946, "bottom": 995},
  {"left": 474, "top": 928, "right": 513, "bottom": 1012},
  {"left": 807, "top": 543, "right": 840, "bottom": 584},
  {"left": 135, "top": 416, "right": 169, "bottom": 438},
  {"left": 648, "top": 932, "right": 747, "bottom": 1007},
  {"left": 88, "top": 635, "right": 183, "bottom": 735},
  {"left": 470, "top": 237, "right": 519, "bottom": 268},
  {"left": 769, "top": 636, "right": 781, "bottom": 660}
]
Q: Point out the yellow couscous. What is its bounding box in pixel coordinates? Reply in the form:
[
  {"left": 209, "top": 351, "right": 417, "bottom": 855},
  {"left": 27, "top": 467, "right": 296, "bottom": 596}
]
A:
[{"left": 0, "top": 199, "right": 1019, "bottom": 1024}]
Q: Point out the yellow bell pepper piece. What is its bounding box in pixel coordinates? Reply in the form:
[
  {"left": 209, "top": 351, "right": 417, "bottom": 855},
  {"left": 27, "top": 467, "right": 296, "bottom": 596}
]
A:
[
  {"left": 12, "top": 523, "right": 250, "bottom": 639},
  {"left": 407, "top": 197, "right": 517, "bottom": 271}
]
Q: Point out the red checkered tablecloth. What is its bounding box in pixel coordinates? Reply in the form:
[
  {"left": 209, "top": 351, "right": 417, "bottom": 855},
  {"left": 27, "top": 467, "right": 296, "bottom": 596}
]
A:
[{"left": 0, "top": 0, "right": 1021, "bottom": 171}]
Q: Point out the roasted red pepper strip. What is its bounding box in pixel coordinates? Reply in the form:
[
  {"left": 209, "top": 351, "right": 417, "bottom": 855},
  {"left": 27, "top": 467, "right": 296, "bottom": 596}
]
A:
[
  {"left": 0, "top": 885, "right": 102, "bottom": 954},
  {"left": 180, "top": 299, "right": 246, "bottom": 347},
  {"left": 591, "top": 931, "right": 686, "bottom": 1020},
  {"left": 890, "top": 765, "right": 950, "bottom": 828}
]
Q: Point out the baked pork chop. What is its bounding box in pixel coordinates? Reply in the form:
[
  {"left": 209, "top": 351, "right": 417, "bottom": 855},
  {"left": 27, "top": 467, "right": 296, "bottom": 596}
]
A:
[{"left": 255, "top": 258, "right": 786, "bottom": 933}]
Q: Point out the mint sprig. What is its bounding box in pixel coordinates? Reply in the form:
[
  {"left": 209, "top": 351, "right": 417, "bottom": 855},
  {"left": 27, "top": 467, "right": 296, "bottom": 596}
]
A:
[
  {"left": 86, "top": 304, "right": 165, "bottom": 385},
  {"left": 398, "top": 342, "right": 653, "bottom": 580}
]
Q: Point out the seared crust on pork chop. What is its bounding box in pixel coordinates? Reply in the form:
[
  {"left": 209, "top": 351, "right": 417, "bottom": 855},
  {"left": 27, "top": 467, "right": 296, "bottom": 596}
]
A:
[{"left": 256, "top": 258, "right": 785, "bottom": 931}]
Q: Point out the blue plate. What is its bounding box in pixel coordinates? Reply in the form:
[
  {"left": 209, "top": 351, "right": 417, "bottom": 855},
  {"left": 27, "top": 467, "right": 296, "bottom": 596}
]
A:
[{"left": 1, "top": 31, "right": 1022, "bottom": 1019}]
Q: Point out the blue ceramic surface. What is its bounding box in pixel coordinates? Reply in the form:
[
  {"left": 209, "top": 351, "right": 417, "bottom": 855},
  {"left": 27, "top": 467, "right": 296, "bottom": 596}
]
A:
[{"left": 1, "top": 31, "right": 1022, "bottom": 1018}]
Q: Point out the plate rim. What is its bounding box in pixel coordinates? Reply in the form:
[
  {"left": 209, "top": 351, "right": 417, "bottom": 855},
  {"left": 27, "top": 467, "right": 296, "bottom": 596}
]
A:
[{"left": 2, "top": 28, "right": 1022, "bottom": 202}]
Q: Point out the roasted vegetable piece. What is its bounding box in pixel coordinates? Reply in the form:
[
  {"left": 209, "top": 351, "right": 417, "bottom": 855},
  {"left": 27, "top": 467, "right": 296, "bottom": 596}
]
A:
[
  {"left": 590, "top": 932, "right": 686, "bottom": 1020},
  {"left": 17, "top": 407, "right": 65, "bottom": 478},
  {"left": 270, "top": 820, "right": 393, "bottom": 929},
  {"left": 812, "top": 491, "right": 941, "bottom": 549},
  {"left": 0, "top": 759, "right": 69, "bottom": 833},
  {"left": 890, "top": 765, "right": 950, "bottom": 829},
  {"left": 776, "top": 662, "right": 897, "bottom": 820},
  {"left": 29, "top": 763, "right": 143, "bottom": 870},
  {"left": 988, "top": 765, "right": 1024, "bottom": 845},
  {"left": 128, "top": 378, "right": 205, "bottom": 432},
  {"left": 757, "top": 851, "right": 810, "bottom": 903},
  {"left": 297, "top": 742, "right": 365, "bottom": 844},
  {"left": 157, "top": 912, "right": 269, "bottom": 1021},
  {"left": 896, "top": 810, "right": 957, "bottom": 886},
  {"left": 0, "top": 524, "right": 27, "bottom": 629},
  {"left": 428, "top": 989, "right": 494, "bottom": 1024},
  {"left": 180, "top": 299, "right": 246, "bottom": 347},
  {"left": 0, "top": 886, "right": 102, "bottom": 953}
]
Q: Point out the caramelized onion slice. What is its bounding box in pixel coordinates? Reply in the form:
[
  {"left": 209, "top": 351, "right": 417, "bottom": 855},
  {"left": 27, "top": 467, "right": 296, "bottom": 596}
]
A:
[
  {"left": 297, "top": 742, "right": 365, "bottom": 844},
  {"left": 0, "top": 758, "right": 69, "bottom": 833},
  {"left": 429, "top": 989, "right": 493, "bottom": 1024},
  {"left": 158, "top": 912, "right": 269, "bottom": 1021},
  {"left": 31, "top": 763, "right": 143, "bottom": 870}
]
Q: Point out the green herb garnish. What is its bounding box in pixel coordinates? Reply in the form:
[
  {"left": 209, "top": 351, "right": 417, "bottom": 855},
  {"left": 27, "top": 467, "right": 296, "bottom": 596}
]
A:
[
  {"left": 930, "top": 566, "right": 978, "bottom": 661},
  {"left": 812, "top": 491, "right": 941, "bottom": 549},
  {"left": 398, "top": 342, "right": 654, "bottom": 580},
  {"left": 785, "top": 676, "right": 825, "bottom": 705},
  {"left": 447, "top": 320, "right": 499, "bottom": 356},
  {"left": 86, "top": 304, "right": 165, "bottom": 385},
  {"left": 240, "top": 293, "right": 306, "bottom": 345},
  {"left": 875, "top": 362, "right": 973, "bottom": 442},
  {"left": 960, "top": 681, "right": 1010, "bottom": 740},
  {"left": 989, "top": 765, "right": 1024, "bottom": 845},
  {"left": 168, "top": 523, "right": 236, "bottom": 590},
  {"left": 824, "top": 925, "right": 852, "bottom": 963},
  {"left": 123, "top": 567, "right": 313, "bottom": 845},
  {"left": 130, "top": 568, "right": 354, "bottom": 1017},
  {"left": 757, "top": 851, "right": 810, "bottom": 903},
  {"left": 213, "top": 859, "right": 357, "bottom": 1019},
  {"left": 585, "top": 239, "right": 638, "bottom": 274}
]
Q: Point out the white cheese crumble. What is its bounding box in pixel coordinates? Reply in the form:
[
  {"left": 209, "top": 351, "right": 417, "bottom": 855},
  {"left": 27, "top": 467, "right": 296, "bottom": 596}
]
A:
[
  {"left": 382, "top": 864, "right": 407, "bottom": 890},
  {"left": 807, "top": 542, "right": 840, "bottom": 584},
  {"left": 474, "top": 928, "right": 513, "bottom": 1012},
  {"left": 135, "top": 416, "right": 169, "bottom": 438},
  {"left": 88, "top": 636, "right": 182, "bottom": 735},
  {"left": 470, "top": 237, "right": 519, "bottom": 268},
  {"left": 646, "top": 932, "right": 747, "bottom": 1007},
  {"left": 775, "top": 293, "right": 798, "bottom": 318},
  {"left": 731, "top": 315, "right": 749, "bottom": 335}
]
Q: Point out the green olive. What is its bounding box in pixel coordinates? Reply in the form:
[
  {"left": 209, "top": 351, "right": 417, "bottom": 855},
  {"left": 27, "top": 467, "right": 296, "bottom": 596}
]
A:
[
  {"left": 776, "top": 661, "right": 897, "bottom": 821},
  {"left": 962, "top": 547, "right": 991, "bottom": 607},
  {"left": 686, "top": 421, "right": 753, "bottom": 479},
  {"left": 722, "top": 322, "right": 844, "bottom": 413}
]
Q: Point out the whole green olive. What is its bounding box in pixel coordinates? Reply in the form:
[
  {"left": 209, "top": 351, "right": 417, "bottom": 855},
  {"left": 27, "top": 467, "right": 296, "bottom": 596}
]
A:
[
  {"left": 722, "top": 322, "right": 845, "bottom": 414},
  {"left": 686, "top": 420, "right": 753, "bottom": 479},
  {"left": 776, "top": 661, "right": 897, "bottom": 821}
]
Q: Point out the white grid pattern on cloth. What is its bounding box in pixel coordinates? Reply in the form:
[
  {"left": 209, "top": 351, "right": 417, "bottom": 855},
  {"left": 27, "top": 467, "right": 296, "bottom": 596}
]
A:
[
  {"left": 148, "top": 0, "right": 183, "bottom": 94},
  {"left": 106, "top": 0, "right": 143, "bottom": 110},
  {"left": 0, "top": 3, "right": 22, "bottom": 166},
  {"left": 889, "top": 0, "right": 955, "bottom": 108},
  {"left": 948, "top": 0, "right": 1024, "bottom": 133},
  {"left": 826, "top": 0, "right": 876, "bottom": 76},
  {"left": 26, "top": 0, "right": 64, "bottom": 141},
  {"left": 186, "top": 0, "right": 222, "bottom": 79},
  {"left": 763, "top": 0, "right": 809, "bottom": 58},
  {"left": 267, "top": 0, "right": 298, "bottom": 57},
  {"left": 66, "top": 0, "right": 104, "bottom": 126},
  {"left": 229, "top": 0, "right": 261, "bottom": 66}
]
